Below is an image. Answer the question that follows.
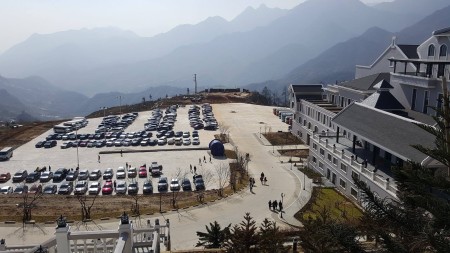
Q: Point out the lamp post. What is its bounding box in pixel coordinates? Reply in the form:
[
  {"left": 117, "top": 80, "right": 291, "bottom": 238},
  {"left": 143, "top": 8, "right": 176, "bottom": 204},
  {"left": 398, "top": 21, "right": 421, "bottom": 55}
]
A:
[
  {"left": 75, "top": 129, "right": 80, "bottom": 169},
  {"left": 280, "top": 193, "right": 285, "bottom": 218},
  {"left": 116, "top": 96, "right": 123, "bottom": 115},
  {"left": 303, "top": 170, "right": 306, "bottom": 190}
]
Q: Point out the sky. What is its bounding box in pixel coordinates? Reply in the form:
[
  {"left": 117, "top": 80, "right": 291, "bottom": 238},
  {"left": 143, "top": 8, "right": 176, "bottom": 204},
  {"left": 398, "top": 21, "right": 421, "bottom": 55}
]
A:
[{"left": 0, "top": 0, "right": 391, "bottom": 54}]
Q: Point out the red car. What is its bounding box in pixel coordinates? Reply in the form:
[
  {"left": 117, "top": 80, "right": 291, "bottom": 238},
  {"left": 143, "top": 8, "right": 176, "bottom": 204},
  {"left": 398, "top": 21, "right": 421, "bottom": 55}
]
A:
[
  {"left": 138, "top": 167, "right": 147, "bottom": 178},
  {"left": 102, "top": 179, "right": 113, "bottom": 195},
  {"left": 0, "top": 173, "right": 11, "bottom": 183}
]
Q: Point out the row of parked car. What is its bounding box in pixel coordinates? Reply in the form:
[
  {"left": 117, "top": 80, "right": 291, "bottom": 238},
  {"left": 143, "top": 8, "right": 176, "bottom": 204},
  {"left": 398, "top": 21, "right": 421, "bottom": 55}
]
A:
[
  {"left": 95, "top": 113, "right": 138, "bottom": 134},
  {"left": 189, "top": 104, "right": 217, "bottom": 130}
]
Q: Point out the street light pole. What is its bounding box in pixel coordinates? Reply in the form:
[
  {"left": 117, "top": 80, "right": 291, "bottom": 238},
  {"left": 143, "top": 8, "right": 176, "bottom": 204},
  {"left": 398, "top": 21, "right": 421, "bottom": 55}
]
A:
[
  {"left": 280, "top": 193, "right": 285, "bottom": 218},
  {"left": 75, "top": 129, "right": 80, "bottom": 169},
  {"left": 303, "top": 171, "right": 306, "bottom": 190}
]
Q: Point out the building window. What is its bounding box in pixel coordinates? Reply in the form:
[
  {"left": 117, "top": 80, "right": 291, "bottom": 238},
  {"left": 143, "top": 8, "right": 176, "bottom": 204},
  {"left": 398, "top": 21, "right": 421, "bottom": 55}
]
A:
[
  {"left": 313, "top": 143, "right": 317, "bottom": 150},
  {"left": 423, "top": 90, "right": 429, "bottom": 114},
  {"left": 333, "top": 157, "right": 338, "bottom": 165},
  {"left": 312, "top": 156, "right": 317, "bottom": 164},
  {"left": 303, "top": 120, "right": 306, "bottom": 126},
  {"left": 340, "top": 164, "right": 347, "bottom": 172},
  {"left": 319, "top": 162, "right": 324, "bottom": 169},
  {"left": 428, "top": 44, "right": 435, "bottom": 57},
  {"left": 327, "top": 154, "right": 332, "bottom": 162},
  {"left": 339, "top": 178, "right": 346, "bottom": 189},
  {"left": 352, "top": 170, "right": 359, "bottom": 180},
  {"left": 389, "top": 59, "right": 394, "bottom": 67},
  {"left": 320, "top": 148, "right": 325, "bottom": 156},
  {"left": 411, "top": 88, "right": 417, "bottom": 110},
  {"left": 440, "top": 44, "right": 447, "bottom": 57},
  {"left": 331, "top": 173, "right": 336, "bottom": 184},
  {"left": 347, "top": 98, "right": 351, "bottom": 106},
  {"left": 351, "top": 187, "right": 358, "bottom": 199}
]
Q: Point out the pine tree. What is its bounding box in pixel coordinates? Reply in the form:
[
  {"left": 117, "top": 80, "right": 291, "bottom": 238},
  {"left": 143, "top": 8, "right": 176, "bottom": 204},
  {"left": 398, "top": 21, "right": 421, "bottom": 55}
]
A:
[
  {"left": 258, "top": 218, "right": 286, "bottom": 252},
  {"left": 195, "top": 221, "right": 230, "bottom": 249},
  {"left": 225, "top": 212, "right": 259, "bottom": 253}
]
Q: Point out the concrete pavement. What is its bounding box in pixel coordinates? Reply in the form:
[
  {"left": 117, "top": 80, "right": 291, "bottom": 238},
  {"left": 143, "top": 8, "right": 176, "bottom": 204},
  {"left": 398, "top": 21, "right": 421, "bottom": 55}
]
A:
[{"left": 0, "top": 103, "right": 313, "bottom": 250}]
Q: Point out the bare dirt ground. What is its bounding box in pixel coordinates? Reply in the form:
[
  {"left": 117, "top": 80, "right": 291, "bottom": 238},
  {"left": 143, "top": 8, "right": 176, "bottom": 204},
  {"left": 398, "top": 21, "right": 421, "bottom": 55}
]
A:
[
  {"left": 0, "top": 121, "right": 62, "bottom": 150},
  {"left": 263, "top": 132, "right": 303, "bottom": 146}
]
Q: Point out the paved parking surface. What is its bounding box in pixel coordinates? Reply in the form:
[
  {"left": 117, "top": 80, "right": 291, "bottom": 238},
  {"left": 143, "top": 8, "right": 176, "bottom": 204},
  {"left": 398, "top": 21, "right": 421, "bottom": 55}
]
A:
[
  {"left": 0, "top": 103, "right": 304, "bottom": 250},
  {"left": 0, "top": 105, "right": 222, "bottom": 194}
]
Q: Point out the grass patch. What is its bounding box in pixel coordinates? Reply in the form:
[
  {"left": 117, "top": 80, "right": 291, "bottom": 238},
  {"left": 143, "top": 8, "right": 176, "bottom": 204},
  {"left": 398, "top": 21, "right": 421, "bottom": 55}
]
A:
[
  {"left": 263, "top": 132, "right": 303, "bottom": 146},
  {"left": 295, "top": 187, "right": 363, "bottom": 224},
  {"left": 298, "top": 167, "right": 322, "bottom": 182}
]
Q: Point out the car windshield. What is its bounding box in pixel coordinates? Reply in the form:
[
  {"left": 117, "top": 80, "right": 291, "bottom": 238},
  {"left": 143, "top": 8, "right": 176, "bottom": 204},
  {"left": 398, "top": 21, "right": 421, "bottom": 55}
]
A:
[
  {"left": 0, "top": 188, "right": 8, "bottom": 192},
  {"left": 60, "top": 184, "right": 69, "bottom": 189},
  {"left": 76, "top": 183, "right": 84, "bottom": 187}
]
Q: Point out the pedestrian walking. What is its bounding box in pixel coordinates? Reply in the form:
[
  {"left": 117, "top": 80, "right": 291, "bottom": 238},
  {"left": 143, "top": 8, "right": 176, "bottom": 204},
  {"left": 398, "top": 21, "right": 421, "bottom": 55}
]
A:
[
  {"left": 113, "top": 180, "right": 117, "bottom": 190},
  {"left": 252, "top": 177, "right": 256, "bottom": 186},
  {"left": 203, "top": 156, "right": 206, "bottom": 162},
  {"left": 199, "top": 158, "right": 201, "bottom": 164},
  {"left": 49, "top": 165, "right": 51, "bottom": 171},
  {"left": 264, "top": 177, "right": 267, "bottom": 185},
  {"left": 190, "top": 164, "right": 192, "bottom": 170},
  {"left": 273, "top": 200, "right": 278, "bottom": 211},
  {"left": 126, "top": 162, "right": 128, "bottom": 168},
  {"left": 98, "top": 155, "right": 101, "bottom": 163},
  {"left": 194, "top": 166, "right": 197, "bottom": 174},
  {"left": 120, "top": 149, "right": 123, "bottom": 157},
  {"left": 209, "top": 156, "right": 211, "bottom": 162},
  {"left": 260, "top": 175, "right": 264, "bottom": 185},
  {"left": 261, "top": 172, "right": 265, "bottom": 179},
  {"left": 279, "top": 201, "right": 283, "bottom": 212},
  {"left": 268, "top": 200, "right": 272, "bottom": 210}
]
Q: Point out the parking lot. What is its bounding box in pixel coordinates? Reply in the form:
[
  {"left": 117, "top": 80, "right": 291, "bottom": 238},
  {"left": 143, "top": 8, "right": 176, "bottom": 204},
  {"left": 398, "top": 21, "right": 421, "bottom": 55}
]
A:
[{"left": 0, "top": 104, "right": 226, "bottom": 196}]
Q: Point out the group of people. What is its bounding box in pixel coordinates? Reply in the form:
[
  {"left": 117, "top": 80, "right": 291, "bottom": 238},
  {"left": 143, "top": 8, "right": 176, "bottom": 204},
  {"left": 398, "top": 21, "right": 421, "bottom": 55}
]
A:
[
  {"left": 260, "top": 172, "right": 267, "bottom": 185},
  {"left": 199, "top": 155, "right": 212, "bottom": 164},
  {"left": 268, "top": 199, "right": 283, "bottom": 212}
]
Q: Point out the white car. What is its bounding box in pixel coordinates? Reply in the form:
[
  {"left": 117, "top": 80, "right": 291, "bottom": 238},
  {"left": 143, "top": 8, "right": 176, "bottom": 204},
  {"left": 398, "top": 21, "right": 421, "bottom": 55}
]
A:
[
  {"left": 170, "top": 178, "right": 180, "bottom": 191},
  {"left": 116, "top": 166, "right": 126, "bottom": 179},
  {"left": 158, "top": 137, "right": 167, "bottom": 145},
  {"left": 0, "top": 186, "right": 13, "bottom": 194},
  {"left": 116, "top": 181, "right": 127, "bottom": 194},
  {"left": 183, "top": 138, "right": 191, "bottom": 145},
  {"left": 88, "top": 182, "right": 101, "bottom": 195}
]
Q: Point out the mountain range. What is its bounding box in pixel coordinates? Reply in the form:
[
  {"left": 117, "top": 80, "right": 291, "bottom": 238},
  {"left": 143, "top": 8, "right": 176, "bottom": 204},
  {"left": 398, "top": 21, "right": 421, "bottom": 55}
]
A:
[{"left": 0, "top": 0, "right": 449, "bottom": 120}]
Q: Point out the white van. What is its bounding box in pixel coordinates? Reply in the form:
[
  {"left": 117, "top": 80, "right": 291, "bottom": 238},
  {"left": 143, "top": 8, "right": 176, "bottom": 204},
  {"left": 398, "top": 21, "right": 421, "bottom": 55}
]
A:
[{"left": 0, "top": 147, "right": 13, "bottom": 161}]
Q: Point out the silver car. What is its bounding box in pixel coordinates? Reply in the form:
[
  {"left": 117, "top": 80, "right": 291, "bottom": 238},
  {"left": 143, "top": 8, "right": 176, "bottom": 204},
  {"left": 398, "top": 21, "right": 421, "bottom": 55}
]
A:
[{"left": 116, "top": 181, "right": 127, "bottom": 194}]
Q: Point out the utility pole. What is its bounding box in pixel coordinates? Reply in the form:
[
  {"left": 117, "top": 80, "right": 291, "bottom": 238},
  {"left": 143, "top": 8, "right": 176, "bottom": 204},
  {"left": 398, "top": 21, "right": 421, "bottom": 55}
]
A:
[
  {"left": 116, "top": 96, "right": 123, "bottom": 115},
  {"left": 194, "top": 74, "right": 197, "bottom": 94}
]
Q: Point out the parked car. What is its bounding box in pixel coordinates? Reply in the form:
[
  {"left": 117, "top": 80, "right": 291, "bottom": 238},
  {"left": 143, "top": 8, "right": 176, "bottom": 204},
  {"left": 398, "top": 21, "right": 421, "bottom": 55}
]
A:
[
  {"left": 74, "top": 181, "right": 88, "bottom": 195},
  {"left": 181, "top": 178, "right": 192, "bottom": 191},
  {"left": 138, "top": 167, "right": 147, "bottom": 178},
  {"left": 66, "top": 170, "right": 79, "bottom": 181},
  {"left": 128, "top": 182, "right": 139, "bottom": 195},
  {"left": 103, "top": 168, "right": 114, "bottom": 180},
  {"left": 40, "top": 171, "right": 53, "bottom": 182},
  {"left": 25, "top": 171, "right": 41, "bottom": 183},
  {"left": 89, "top": 169, "right": 102, "bottom": 180},
  {"left": 43, "top": 184, "right": 57, "bottom": 194},
  {"left": 14, "top": 185, "right": 29, "bottom": 194},
  {"left": 183, "top": 138, "right": 191, "bottom": 145},
  {"left": 78, "top": 169, "right": 90, "bottom": 180},
  {"left": 116, "top": 166, "right": 126, "bottom": 179},
  {"left": 170, "top": 178, "right": 180, "bottom": 191},
  {"left": 60, "top": 142, "right": 72, "bottom": 149},
  {"left": 192, "top": 137, "right": 200, "bottom": 145},
  {"left": 29, "top": 184, "right": 43, "bottom": 194},
  {"left": 88, "top": 182, "right": 101, "bottom": 195},
  {"left": 53, "top": 168, "right": 68, "bottom": 182},
  {"left": 128, "top": 167, "right": 137, "bottom": 178},
  {"left": 12, "top": 170, "right": 28, "bottom": 183},
  {"left": 0, "top": 186, "right": 13, "bottom": 194},
  {"left": 142, "top": 180, "right": 153, "bottom": 195},
  {"left": 150, "top": 162, "right": 163, "bottom": 177},
  {"left": 102, "top": 180, "right": 113, "bottom": 195},
  {"left": 194, "top": 175, "right": 205, "bottom": 191},
  {"left": 116, "top": 181, "right": 127, "bottom": 194},
  {"left": 58, "top": 181, "right": 74, "bottom": 195},
  {"left": 0, "top": 172, "right": 11, "bottom": 183},
  {"left": 35, "top": 141, "right": 45, "bottom": 148},
  {"left": 44, "top": 140, "right": 57, "bottom": 148},
  {"left": 158, "top": 177, "right": 168, "bottom": 192}
]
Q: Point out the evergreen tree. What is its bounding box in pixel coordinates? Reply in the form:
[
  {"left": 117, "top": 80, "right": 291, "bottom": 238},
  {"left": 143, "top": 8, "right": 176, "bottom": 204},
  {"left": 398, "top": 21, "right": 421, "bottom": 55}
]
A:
[
  {"left": 259, "top": 218, "right": 286, "bottom": 252},
  {"left": 225, "top": 212, "right": 259, "bottom": 253},
  {"left": 195, "top": 221, "right": 230, "bottom": 249}
]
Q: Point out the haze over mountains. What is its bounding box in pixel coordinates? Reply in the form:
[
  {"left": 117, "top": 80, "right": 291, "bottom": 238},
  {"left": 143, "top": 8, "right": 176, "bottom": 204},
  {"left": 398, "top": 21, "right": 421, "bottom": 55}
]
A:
[{"left": 0, "top": 0, "right": 449, "bottom": 121}]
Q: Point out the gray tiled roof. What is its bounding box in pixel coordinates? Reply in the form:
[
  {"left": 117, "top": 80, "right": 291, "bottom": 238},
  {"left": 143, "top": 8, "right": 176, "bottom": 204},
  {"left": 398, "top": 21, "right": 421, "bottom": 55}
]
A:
[
  {"left": 361, "top": 91, "right": 405, "bottom": 110},
  {"left": 398, "top": 45, "right": 419, "bottom": 59},
  {"left": 339, "top": 73, "right": 390, "bottom": 91},
  {"left": 332, "top": 103, "right": 435, "bottom": 162},
  {"left": 433, "top": 27, "right": 450, "bottom": 36},
  {"left": 291, "top": 84, "right": 323, "bottom": 93}
]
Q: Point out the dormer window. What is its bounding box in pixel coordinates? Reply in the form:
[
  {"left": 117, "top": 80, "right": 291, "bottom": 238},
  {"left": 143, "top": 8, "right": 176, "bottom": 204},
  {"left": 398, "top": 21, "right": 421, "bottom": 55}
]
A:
[
  {"left": 428, "top": 44, "right": 435, "bottom": 57},
  {"left": 440, "top": 44, "right": 447, "bottom": 57}
]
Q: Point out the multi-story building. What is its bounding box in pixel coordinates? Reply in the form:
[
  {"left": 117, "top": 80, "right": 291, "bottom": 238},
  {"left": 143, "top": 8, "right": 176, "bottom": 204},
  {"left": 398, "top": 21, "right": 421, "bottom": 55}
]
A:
[{"left": 289, "top": 27, "right": 450, "bottom": 203}]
